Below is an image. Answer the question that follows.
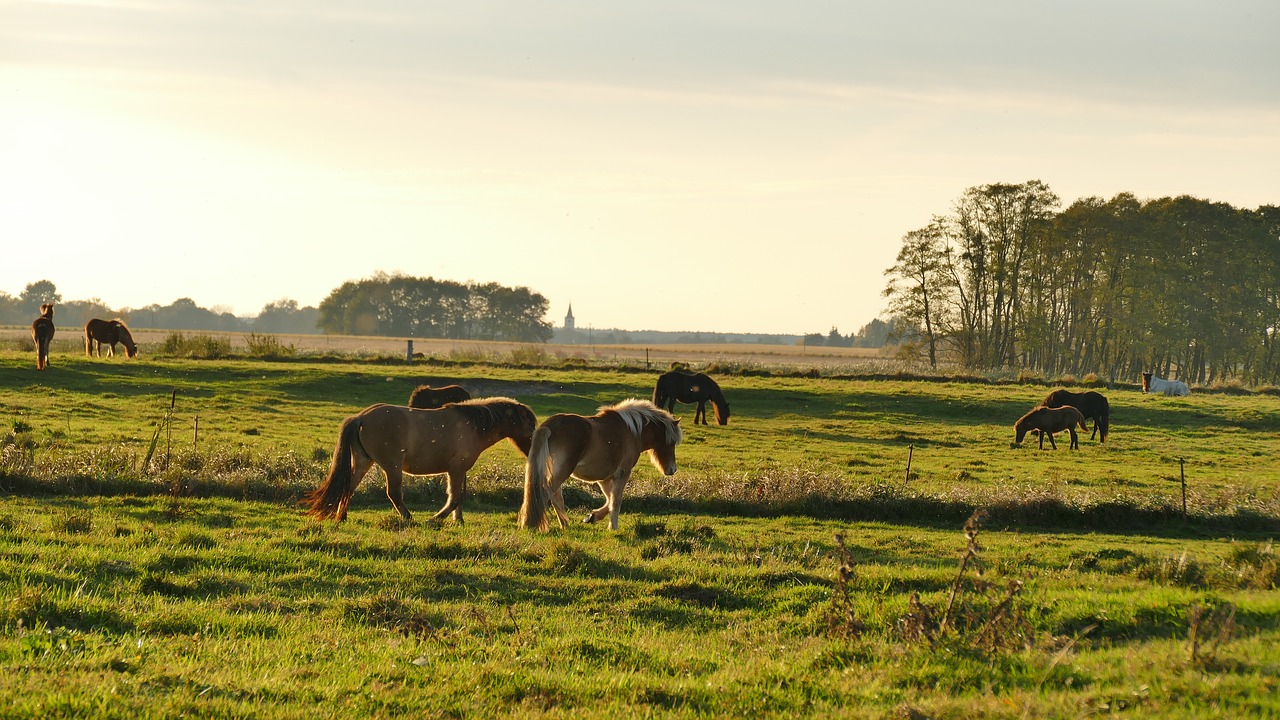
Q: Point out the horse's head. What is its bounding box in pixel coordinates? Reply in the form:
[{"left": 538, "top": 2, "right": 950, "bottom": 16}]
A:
[
  {"left": 508, "top": 402, "right": 538, "bottom": 457},
  {"left": 646, "top": 417, "right": 682, "bottom": 476},
  {"left": 118, "top": 325, "right": 139, "bottom": 358},
  {"left": 712, "top": 400, "right": 730, "bottom": 425},
  {"left": 1140, "top": 372, "right": 1153, "bottom": 393}
]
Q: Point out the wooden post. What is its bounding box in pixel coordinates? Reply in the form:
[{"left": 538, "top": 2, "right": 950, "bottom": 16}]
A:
[
  {"left": 193, "top": 415, "right": 199, "bottom": 452},
  {"left": 164, "top": 389, "right": 177, "bottom": 470},
  {"left": 905, "top": 444, "right": 914, "bottom": 483},
  {"left": 406, "top": 339, "right": 414, "bottom": 362},
  {"left": 645, "top": 348, "right": 650, "bottom": 370},
  {"left": 1180, "top": 457, "right": 1187, "bottom": 518}
]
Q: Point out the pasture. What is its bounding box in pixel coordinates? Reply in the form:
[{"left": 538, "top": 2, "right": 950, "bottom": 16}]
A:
[{"left": 1, "top": 348, "right": 1278, "bottom": 718}]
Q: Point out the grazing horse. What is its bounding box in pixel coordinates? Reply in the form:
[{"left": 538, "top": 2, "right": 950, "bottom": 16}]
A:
[
  {"left": 519, "top": 399, "right": 682, "bottom": 531},
  {"left": 303, "top": 397, "right": 537, "bottom": 524},
  {"left": 1042, "top": 389, "right": 1110, "bottom": 442},
  {"left": 1141, "top": 372, "right": 1190, "bottom": 397},
  {"left": 1014, "top": 406, "right": 1088, "bottom": 450},
  {"left": 84, "top": 318, "right": 139, "bottom": 359},
  {"left": 652, "top": 370, "right": 730, "bottom": 425},
  {"left": 31, "top": 304, "right": 55, "bottom": 370},
  {"left": 408, "top": 384, "right": 472, "bottom": 409}
]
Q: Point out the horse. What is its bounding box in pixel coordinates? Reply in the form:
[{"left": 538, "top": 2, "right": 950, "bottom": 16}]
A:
[
  {"left": 408, "top": 384, "right": 472, "bottom": 409},
  {"left": 303, "top": 397, "right": 537, "bottom": 524},
  {"left": 1042, "top": 389, "right": 1110, "bottom": 442},
  {"left": 31, "top": 304, "right": 55, "bottom": 371},
  {"left": 519, "top": 399, "right": 682, "bottom": 532},
  {"left": 652, "top": 370, "right": 730, "bottom": 425},
  {"left": 1141, "top": 372, "right": 1190, "bottom": 397},
  {"left": 1014, "top": 405, "right": 1088, "bottom": 450},
  {"left": 84, "top": 318, "right": 139, "bottom": 359}
]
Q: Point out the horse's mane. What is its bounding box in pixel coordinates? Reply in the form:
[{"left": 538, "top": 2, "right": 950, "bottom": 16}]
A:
[
  {"left": 603, "top": 398, "right": 682, "bottom": 443},
  {"left": 451, "top": 396, "right": 525, "bottom": 434}
]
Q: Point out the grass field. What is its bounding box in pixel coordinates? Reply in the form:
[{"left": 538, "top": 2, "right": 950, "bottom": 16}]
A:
[{"left": 2, "top": 347, "right": 1278, "bottom": 718}]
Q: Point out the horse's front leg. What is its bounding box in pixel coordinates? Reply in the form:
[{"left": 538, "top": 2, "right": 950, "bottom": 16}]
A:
[
  {"left": 694, "top": 401, "right": 706, "bottom": 425},
  {"left": 1045, "top": 431, "right": 1058, "bottom": 450},
  {"left": 585, "top": 478, "right": 614, "bottom": 524},
  {"left": 427, "top": 469, "right": 467, "bottom": 524},
  {"left": 1069, "top": 428, "right": 1079, "bottom": 450}
]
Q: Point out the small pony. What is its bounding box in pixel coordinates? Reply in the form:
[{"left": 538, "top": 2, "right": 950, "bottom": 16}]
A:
[
  {"left": 1042, "top": 388, "right": 1110, "bottom": 442},
  {"left": 408, "top": 384, "right": 472, "bottom": 409},
  {"left": 519, "top": 398, "right": 682, "bottom": 531},
  {"left": 303, "top": 397, "right": 537, "bottom": 524},
  {"left": 85, "top": 318, "right": 139, "bottom": 359},
  {"left": 31, "top": 304, "right": 55, "bottom": 371},
  {"left": 1014, "top": 405, "right": 1088, "bottom": 450},
  {"left": 1141, "top": 372, "right": 1190, "bottom": 397},
  {"left": 652, "top": 370, "right": 730, "bottom": 425}
]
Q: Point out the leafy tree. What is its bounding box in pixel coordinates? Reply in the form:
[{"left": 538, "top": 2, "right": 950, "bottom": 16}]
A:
[{"left": 20, "top": 280, "right": 61, "bottom": 312}]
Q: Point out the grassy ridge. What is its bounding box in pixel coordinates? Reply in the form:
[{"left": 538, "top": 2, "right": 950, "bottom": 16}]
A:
[{"left": 2, "top": 351, "right": 1279, "bottom": 717}]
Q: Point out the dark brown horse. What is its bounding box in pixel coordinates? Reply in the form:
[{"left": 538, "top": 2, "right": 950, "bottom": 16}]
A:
[
  {"left": 1042, "top": 388, "right": 1109, "bottom": 442},
  {"left": 652, "top": 370, "right": 730, "bottom": 425},
  {"left": 408, "top": 384, "right": 471, "bottom": 409},
  {"left": 85, "top": 318, "right": 139, "bottom": 359},
  {"left": 519, "top": 399, "right": 682, "bottom": 531},
  {"left": 1014, "top": 406, "right": 1088, "bottom": 450},
  {"left": 31, "top": 304, "right": 55, "bottom": 371},
  {"left": 303, "top": 397, "right": 537, "bottom": 524}
]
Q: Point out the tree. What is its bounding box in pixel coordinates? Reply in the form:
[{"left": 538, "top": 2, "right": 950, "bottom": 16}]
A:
[
  {"left": 883, "top": 221, "right": 949, "bottom": 367},
  {"left": 20, "top": 280, "right": 61, "bottom": 312}
]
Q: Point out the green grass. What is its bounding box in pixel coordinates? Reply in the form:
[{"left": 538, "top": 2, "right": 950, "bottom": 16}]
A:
[{"left": 2, "top": 350, "right": 1279, "bottom": 717}]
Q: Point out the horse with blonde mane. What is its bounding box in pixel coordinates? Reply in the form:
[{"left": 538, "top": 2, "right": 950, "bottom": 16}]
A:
[
  {"left": 519, "top": 399, "right": 682, "bottom": 531},
  {"left": 31, "top": 304, "right": 55, "bottom": 370},
  {"left": 1141, "top": 372, "right": 1190, "bottom": 397},
  {"left": 1014, "top": 405, "right": 1088, "bottom": 450},
  {"left": 85, "top": 318, "right": 139, "bottom": 359},
  {"left": 303, "top": 397, "right": 536, "bottom": 524}
]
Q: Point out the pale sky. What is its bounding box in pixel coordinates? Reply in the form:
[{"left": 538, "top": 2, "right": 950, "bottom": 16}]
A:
[{"left": 2, "top": 1, "right": 1277, "bottom": 335}]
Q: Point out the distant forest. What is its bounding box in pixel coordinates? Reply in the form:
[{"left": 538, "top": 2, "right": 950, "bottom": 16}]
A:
[{"left": 884, "top": 181, "right": 1280, "bottom": 384}]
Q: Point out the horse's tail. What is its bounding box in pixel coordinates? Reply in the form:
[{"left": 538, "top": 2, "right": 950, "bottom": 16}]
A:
[
  {"left": 84, "top": 326, "right": 92, "bottom": 357},
  {"left": 1098, "top": 398, "right": 1110, "bottom": 442},
  {"left": 651, "top": 376, "right": 667, "bottom": 408},
  {"left": 518, "top": 425, "right": 554, "bottom": 531},
  {"left": 35, "top": 325, "right": 51, "bottom": 370},
  {"left": 303, "top": 416, "right": 363, "bottom": 521}
]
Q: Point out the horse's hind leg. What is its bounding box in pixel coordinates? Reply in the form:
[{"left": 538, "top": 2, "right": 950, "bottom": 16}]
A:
[
  {"left": 383, "top": 464, "right": 414, "bottom": 521},
  {"left": 1069, "top": 429, "right": 1079, "bottom": 450},
  {"left": 585, "top": 478, "right": 614, "bottom": 524},
  {"left": 694, "top": 401, "right": 706, "bottom": 425}
]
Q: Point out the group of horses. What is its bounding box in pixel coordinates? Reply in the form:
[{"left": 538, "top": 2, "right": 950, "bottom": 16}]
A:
[
  {"left": 304, "top": 369, "right": 725, "bottom": 531},
  {"left": 1014, "top": 374, "right": 1188, "bottom": 450},
  {"left": 26, "top": 304, "right": 139, "bottom": 371}
]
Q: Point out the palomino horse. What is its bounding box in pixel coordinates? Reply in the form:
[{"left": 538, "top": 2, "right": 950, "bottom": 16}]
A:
[
  {"left": 84, "top": 318, "right": 139, "bottom": 359},
  {"left": 303, "top": 397, "right": 537, "bottom": 524},
  {"left": 1042, "top": 389, "right": 1110, "bottom": 442},
  {"left": 31, "top": 304, "right": 55, "bottom": 370},
  {"left": 408, "top": 384, "right": 472, "bottom": 409},
  {"left": 1141, "top": 372, "right": 1190, "bottom": 397},
  {"left": 1014, "top": 405, "right": 1088, "bottom": 450},
  {"left": 652, "top": 370, "right": 730, "bottom": 425},
  {"left": 519, "top": 398, "right": 682, "bottom": 531}
]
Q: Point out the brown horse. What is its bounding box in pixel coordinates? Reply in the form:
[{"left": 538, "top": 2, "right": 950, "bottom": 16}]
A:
[
  {"left": 519, "top": 399, "right": 682, "bottom": 531},
  {"left": 31, "top": 304, "right": 55, "bottom": 370},
  {"left": 1014, "top": 405, "right": 1088, "bottom": 450},
  {"left": 408, "top": 384, "right": 471, "bottom": 409},
  {"left": 85, "top": 318, "right": 139, "bottom": 359},
  {"left": 1042, "top": 388, "right": 1109, "bottom": 442},
  {"left": 303, "top": 397, "right": 537, "bottom": 524},
  {"left": 652, "top": 370, "right": 730, "bottom": 425}
]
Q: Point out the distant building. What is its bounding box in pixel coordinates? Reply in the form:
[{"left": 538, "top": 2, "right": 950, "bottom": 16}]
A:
[
  {"left": 564, "top": 304, "right": 575, "bottom": 332},
  {"left": 554, "top": 304, "right": 577, "bottom": 344}
]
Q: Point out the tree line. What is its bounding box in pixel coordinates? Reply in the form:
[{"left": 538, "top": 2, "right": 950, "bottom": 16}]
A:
[
  {"left": 2, "top": 273, "right": 553, "bottom": 343},
  {"left": 316, "top": 273, "right": 553, "bottom": 342},
  {"left": 883, "top": 181, "right": 1280, "bottom": 384}
]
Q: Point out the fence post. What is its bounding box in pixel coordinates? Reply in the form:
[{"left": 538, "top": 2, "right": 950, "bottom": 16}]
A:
[
  {"left": 406, "top": 339, "right": 414, "bottom": 362},
  {"left": 905, "top": 444, "right": 914, "bottom": 483},
  {"left": 1180, "top": 457, "right": 1187, "bottom": 518}
]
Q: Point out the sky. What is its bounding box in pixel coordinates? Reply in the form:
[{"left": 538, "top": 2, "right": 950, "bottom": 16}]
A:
[{"left": 2, "top": 1, "right": 1277, "bottom": 336}]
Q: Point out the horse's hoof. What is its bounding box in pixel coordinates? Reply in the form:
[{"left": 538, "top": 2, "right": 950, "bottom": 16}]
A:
[{"left": 583, "top": 514, "right": 596, "bottom": 524}]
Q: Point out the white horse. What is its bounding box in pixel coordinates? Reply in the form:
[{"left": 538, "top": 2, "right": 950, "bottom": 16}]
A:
[{"left": 1141, "top": 372, "right": 1190, "bottom": 397}]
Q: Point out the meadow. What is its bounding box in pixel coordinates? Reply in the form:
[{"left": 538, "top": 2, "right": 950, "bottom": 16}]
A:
[{"left": 1, "top": 342, "right": 1278, "bottom": 718}]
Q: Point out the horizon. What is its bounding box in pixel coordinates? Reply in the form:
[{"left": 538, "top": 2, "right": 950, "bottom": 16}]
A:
[{"left": 3, "top": 1, "right": 1277, "bottom": 336}]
